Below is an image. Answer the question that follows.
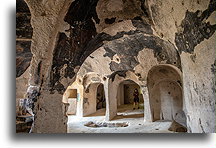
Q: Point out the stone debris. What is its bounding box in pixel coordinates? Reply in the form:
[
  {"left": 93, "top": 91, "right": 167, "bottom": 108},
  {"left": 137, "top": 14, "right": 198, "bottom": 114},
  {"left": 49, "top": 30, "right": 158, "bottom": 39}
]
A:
[{"left": 84, "top": 121, "right": 129, "bottom": 128}]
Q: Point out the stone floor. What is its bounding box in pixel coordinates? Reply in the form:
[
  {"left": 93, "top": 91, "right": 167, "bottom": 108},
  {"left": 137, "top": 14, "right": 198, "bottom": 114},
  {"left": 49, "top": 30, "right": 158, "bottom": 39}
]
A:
[{"left": 67, "top": 104, "right": 174, "bottom": 133}]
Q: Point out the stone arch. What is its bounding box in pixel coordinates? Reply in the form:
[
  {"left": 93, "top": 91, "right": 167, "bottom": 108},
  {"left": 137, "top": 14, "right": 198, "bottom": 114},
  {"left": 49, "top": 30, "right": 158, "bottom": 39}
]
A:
[
  {"left": 83, "top": 82, "right": 106, "bottom": 116},
  {"left": 63, "top": 72, "right": 105, "bottom": 117},
  {"left": 16, "top": 0, "right": 34, "bottom": 127},
  {"left": 62, "top": 78, "right": 83, "bottom": 116},
  {"left": 105, "top": 70, "right": 149, "bottom": 120},
  {"left": 82, "top": 72, "right": 103, "bottom": 90},
  {"left": 45, "top": 0, "right": 182, "bottom": 132},
  {"left": 96, "top": 83, "right": 106, "bottom": 110},
  {"left": 117, "top": 79, "right": 144, "bottom": 106},
  {"left": 147, "top": 64, "right": 185, "bottom": 123},
  {"left": 16, "top": 0, "right": 33, "bottom": 78},
  {"left": 23, "top": 0, "right": 184, "bottom": 133},
  {"left": 81, "top": 72, "right": 106, "bottom": 116}
]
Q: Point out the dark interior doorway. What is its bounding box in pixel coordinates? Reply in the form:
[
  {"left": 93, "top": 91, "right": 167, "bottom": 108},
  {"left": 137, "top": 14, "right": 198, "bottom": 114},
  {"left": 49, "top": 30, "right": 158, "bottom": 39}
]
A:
[{"left": 96, "top": 83, "right": 106, "bottom": 110}]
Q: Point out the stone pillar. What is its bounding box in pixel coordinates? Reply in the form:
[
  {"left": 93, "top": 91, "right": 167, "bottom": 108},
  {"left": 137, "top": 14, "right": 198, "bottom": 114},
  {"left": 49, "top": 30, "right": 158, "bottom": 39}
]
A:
[
  {"left": 105, "top": 79, "right": 118, "bottom": 121},
  {"left": 142, "top": 86, "right": 152, "bottom": 123},
  {"left": 24, "top": 0, "right": 73, "bottom": 133},
  {"left": 33, "top": 92, "right": 69, "bottom": 133},
  {"left": 104, "top": 80, "right": 110, "bottom": 121},
  {"left": 77, "top": 87, "right": 84, "bottom": 117}
]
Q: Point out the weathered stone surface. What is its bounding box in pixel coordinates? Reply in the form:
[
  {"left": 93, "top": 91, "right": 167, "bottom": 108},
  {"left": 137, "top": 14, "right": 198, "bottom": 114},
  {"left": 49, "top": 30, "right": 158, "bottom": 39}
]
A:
[
  {"left": 16, "top": 0, "right": 216, "bottom": 133},
  {"left": 16, "top": 0, "right": 33, "bottom": 78},
  {"left": 20, "top": 0, "right": 74, "bottom": 133},
  {"left": 49, "top": 0, "right": 158, "bottom": 95},
  {"left": 84, "top": 121, "right": 128, "bottom": 127},
  {"left": 168, "top": 120, "right": 187, "bottom": 133},
  {"left": 16, "top": 41, "right": 32, "bottom": 77},
  {"left": 147, "top": 0, "right": 215, "bottom": 133},
  {"left": 16, "top": 0, "right": 33, "bottom": 39},
  {"left": 16, "top": 0, "right": 33, "bottom": 127},
  {"left": 175, "top": 0, "right": 216, "bottom": 54}
]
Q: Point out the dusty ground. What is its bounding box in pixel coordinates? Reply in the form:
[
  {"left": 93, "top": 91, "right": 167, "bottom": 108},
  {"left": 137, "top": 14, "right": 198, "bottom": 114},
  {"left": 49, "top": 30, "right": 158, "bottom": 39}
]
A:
[{"left": 67, "top": 104, "right": 174, "bottom": 133}]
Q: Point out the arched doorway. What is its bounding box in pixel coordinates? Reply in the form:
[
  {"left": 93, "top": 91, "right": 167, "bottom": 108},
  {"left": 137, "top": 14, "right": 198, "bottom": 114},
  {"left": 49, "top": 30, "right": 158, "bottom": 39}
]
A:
[
  {"left": 83, "top": 83, "right": 106, "bottom": 116},
  {"left": 115, "top": 79, "right": 144, "bottom": 120},
  {"left": 150, "top": 80, "right": 182, "bottom": 121},
  {"left": 147, "top": 64, "right": 186, "bottom": 126},
  {"left": 96, "top": 83, "right": 106, "bottom": 110},
  {"left": 117, "top": 80, "right": 144, "bottom": 107}
]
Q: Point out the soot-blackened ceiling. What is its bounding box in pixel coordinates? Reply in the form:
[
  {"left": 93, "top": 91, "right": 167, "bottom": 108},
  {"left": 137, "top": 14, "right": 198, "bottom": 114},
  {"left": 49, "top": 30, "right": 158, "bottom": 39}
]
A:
[
  {"left": 175, "top": 0, "right": 216, "bottom": 54},
  {"left": 49, "top": 0, "right": 181, "bottom": 94}
]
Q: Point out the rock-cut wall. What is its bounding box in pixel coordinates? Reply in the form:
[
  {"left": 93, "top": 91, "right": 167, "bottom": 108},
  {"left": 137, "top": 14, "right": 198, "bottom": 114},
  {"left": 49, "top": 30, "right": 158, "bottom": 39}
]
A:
[
  {"left": 17, "top": 0, "right": 215, "bottom": 133},
  {"left": 148, "top": 0, "right": 216, "bottom": 132},
  {"left": 16, "top": 0, "right": 33, "bottom": 115}
]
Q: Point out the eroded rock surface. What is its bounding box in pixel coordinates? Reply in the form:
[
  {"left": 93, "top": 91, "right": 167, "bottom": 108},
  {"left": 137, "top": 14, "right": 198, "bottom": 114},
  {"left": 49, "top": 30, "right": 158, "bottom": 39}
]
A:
[{"left": 16, "top": 0, "right": 216, "bottom": 133}]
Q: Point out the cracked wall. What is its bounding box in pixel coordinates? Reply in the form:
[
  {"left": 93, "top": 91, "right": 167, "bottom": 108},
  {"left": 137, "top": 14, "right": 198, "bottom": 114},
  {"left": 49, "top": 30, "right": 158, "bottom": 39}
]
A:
[
  {"left": 16, "top": 0, "right": 33, "bottom": 115},
  {"left": 16, "top": 0, "right": 216, "bottom": 133},
  {"left": 147, "top": 65, "right": 184, "bottom": 125},
  {"left": 148, "top": 0, "right": 215, "bottom": 133}
]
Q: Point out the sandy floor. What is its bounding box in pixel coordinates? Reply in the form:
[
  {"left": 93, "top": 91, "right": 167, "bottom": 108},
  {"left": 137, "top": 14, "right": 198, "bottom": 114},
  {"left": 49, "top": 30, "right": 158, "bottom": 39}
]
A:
[{"left": 67, "top": 104, "right": 174, "bottom": 133}]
